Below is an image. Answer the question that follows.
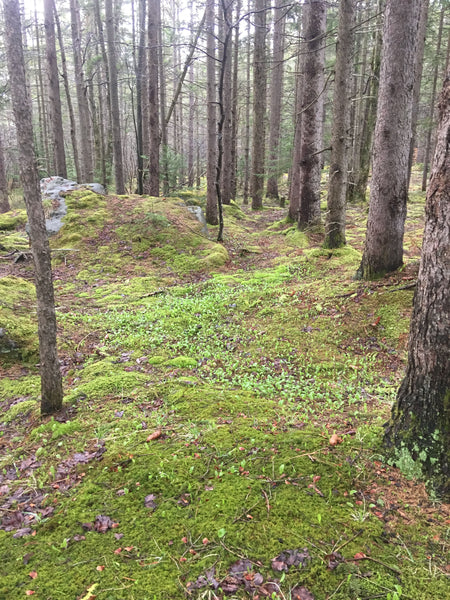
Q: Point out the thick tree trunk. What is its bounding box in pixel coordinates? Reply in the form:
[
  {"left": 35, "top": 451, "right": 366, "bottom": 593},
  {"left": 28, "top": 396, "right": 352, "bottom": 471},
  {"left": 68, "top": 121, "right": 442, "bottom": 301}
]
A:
[
  {"left": 44, "top": 0, "right": 67, "bottom": 178},
  {"left": 297, "top": 0, "right": 327, "bottom": 228},
  {"left": 206, "top": 0, "right": 218, "bottom": 225},
  {"left": 220, "top": 0, "right": 233, "bottom": 206},
  {"left": 357, "top": 0, "right": 421, "bottom": 279},
  {"left": 135, "top": 0, "right": 147, "bottom": 194},
  {"left": 243, "top": 14, "right": 251, "bottom": 205},
  {"left": 4, "top": 0, "right": 63, "bottom": 415},
  {"left": 384, "top": 71, "right": 450, "bottom": 501},
  {"left": 105, "top": 0, "right": 125, "bottom": 193},
  {"left": 70, "top": 0, "right": 94, "bottom": 182},
  {"left": 0, "top": 132, "right": 11, "bottom": 213},
  {"left": 324, "top": 0, "right": 355, "bottom": 248},
  {"left": 266, "top": 0, "right": 286, "bottom": 200},
  {"left": 230, "top": 0, "right": 240, "bottom": 200},
  {"left": 147, "top": 0, "right": 160, "bottom": 196},
  {"left": 251, "top": 0, "right": 267, "bottom": 210}
]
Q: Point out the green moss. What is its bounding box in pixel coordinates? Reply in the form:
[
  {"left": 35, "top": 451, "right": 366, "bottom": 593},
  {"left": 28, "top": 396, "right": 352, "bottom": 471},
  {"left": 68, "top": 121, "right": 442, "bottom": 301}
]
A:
[
  {"left": 0, "top": 209, "right": 27, "bottom": 231},
  {"left": 165, "top": 356, "right": 198, "bottom": 369},
  {"left": 304, "top": 244, "right": 362, "bottom": 266},
  {"left": 0, "top": 276, "right": 38, "bottom": 359},
  {"left": 0, "top": 230, "right": 29, "bottom": 252},
  {"left": 2, "top": 399, "right": 37, "bottom": 424},
  {"left": 201, "top": 245, "right": 229, "bottom": 267},
  {"left": 0, "top": 375, "right": 40, "bottom": 399}
]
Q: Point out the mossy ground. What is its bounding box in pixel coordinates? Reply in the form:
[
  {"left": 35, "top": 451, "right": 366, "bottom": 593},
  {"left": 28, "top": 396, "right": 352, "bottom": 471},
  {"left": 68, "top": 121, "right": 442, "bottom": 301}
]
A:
[{"left": 0, "top": 177, "right": 448, "bottom": 599}]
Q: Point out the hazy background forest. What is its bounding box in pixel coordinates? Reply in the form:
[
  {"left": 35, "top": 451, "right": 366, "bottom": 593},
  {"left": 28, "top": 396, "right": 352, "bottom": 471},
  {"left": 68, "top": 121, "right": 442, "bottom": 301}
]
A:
[{"left": 0, "top": 1, "right": 449, "bottom": 598}]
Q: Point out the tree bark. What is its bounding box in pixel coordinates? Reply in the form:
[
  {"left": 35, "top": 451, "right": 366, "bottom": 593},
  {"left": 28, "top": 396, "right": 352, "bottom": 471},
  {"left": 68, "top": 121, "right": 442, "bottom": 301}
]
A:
[
  {"left": 266, "top": 0, "right": 286, "bottom": 200},
  {"left": 3, "top": 0, "right": 63, "bottom": 415},
  {"left": 206, "top": 0, "right": 218, "bottom": 225},
  {"left": 44, "top": 0, "right": 67, "bottom": 178},
  {"left": 384, "top": 70, "right": 450, "bottom": 501},
  {"left": 54, "top": 4, "right": 81, "bottom": 182},
  {"left": 0, "top": 132, "right": 11, "bottom": 213},
  {"left": 324, "top": 0, "right": 355, "bottom": 248},
  {"left": 70, "top": 0, "right": 94, "bottom": 182},
  {"left": 220, "top": 0, "right": 233, "bottom": 206},
  {"left": 357, "top": 0, "right": 421, "bottom": 279},
  {"left": 147, "top": 0, "right": 161, "bottom": 196},
  {"left": 297, "top": 0, "right": 327, "bottom": 228},
  {"left": 251, "top": 0, "right": 267, "bottom": 210},
  {"left": 421, "top": 5, "right": 445, "bottom": 192},
  {"left": 243, "top": 14, "right": 251, "bottom": 205},
  {"left": 105, "top": 0, "right": 125, "bottom": 193}
]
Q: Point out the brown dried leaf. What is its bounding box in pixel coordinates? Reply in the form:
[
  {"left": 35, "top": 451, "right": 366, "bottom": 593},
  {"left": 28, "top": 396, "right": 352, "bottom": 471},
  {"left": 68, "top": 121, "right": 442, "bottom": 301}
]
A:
[{"left": 146, "top": 429, "right": 162, "bottom": 441}]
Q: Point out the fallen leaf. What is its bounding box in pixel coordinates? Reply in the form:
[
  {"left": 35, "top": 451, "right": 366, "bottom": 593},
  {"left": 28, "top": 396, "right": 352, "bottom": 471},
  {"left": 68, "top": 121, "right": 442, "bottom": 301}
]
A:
[
  {"left": 202, "top": 537, "right": 209, "bottom": 545},
  {"left": 146, "top": 429, "right": 162, "bottom": 441},
  {"left": 25, "top": 592, "right": 35, "bottom": 596},
  {"left": 96, "top": 565, "right": 105, "bottom": 571},
  {"left": 28, "top": 572, "right": 37, "bottom": 579},
  {"left": 329, "top": 434, "right": 343, "bottom": 446},
  {"left": 291, "top": 585, "right": 315, "bottom": 600},
  {"left": 353, "top": 552, "right": 367, "bottom": 560},
  {"left": 144, "top": 494, "right": 157, "bottom": 510},
  {"left": 114, "top": 548, "right": 122, "bottom": 555}
]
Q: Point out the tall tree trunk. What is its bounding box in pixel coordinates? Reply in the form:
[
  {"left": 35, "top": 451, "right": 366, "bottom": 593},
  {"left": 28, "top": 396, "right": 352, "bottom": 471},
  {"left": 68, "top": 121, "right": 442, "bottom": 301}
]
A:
[
  {"left": 206, "top": 0, "right": 218, "bottom": 225},
  {"left": 4, "top": 0, "right": 63, "bottom": 415},
  {"left": 324, "top": 0, "right": 355, "bottom": 248},
  {"left": 243, "top": 14, "right": 251, "bottom": 205},
  {"left": 408, "top": 0, "right": 429, "bottom": 187},
  {"left": 251, "top": 0, "right": 267, "bottom": 210},
  {"left": 421, "top": 5, "right": 445, "bottom": 191},
  {"left": 288, "top": 6, "right": 307, "bottom": 221},
  {"left": 230, "top": 0, "right": 240, "bottom": 200},
  {"left": 34, "top": 10, "right": 51, "bottom": 174},
  {"left": 384, "top": 70, "right": 450, "bottom": 501},
  {"left": 44, "top": 0, "right": 67, "bottom": 178},
  {"left": 297, "top": 0, "right": 327, "bottom": 228},
  {"left": 266, "top": 0, "right": 286, "bottom": 200},
  {"left": 158, "top": 8, "right": 169, "bottom": 196},
  {"left": 70, "top": 0, "right": 94, "bottom": 182},
  {"left": 357, "top": 0, "right": 421, "bottom": 279},
  {"left": 0, "top": 132, "right": 11, "bottom": 213},
  {"left": 135, "top": 0, "right": 147, "bottom": 194},
  {"left": 146, "top": 0, "right": 161, "bottom": 196},
  {"left": 220, "top": 0, "right": 233, "bottom": 206},
  {"left": 105, "top": 0, "right": 125, "bottom": 193},
  {"left": 54, "top": 5, "right": 81, "bottom": 181}
]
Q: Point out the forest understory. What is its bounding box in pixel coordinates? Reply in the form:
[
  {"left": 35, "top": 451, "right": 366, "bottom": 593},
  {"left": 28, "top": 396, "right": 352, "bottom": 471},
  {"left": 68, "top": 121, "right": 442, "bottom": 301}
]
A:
[{"left": 0, "top": 176, "right": 448, "bottom": 599}]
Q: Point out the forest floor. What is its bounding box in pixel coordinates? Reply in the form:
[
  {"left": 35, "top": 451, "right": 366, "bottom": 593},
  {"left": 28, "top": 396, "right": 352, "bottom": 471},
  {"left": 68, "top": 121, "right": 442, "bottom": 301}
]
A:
[{"left": 0, "top": 179, "right": 448, "bottom": 600}]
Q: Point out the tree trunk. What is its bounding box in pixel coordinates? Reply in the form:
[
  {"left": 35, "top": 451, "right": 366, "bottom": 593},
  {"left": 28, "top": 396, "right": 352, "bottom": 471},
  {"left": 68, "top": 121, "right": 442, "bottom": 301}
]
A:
[
  {"left": 408, "top": 0, "right": 429, "bottom": 187},
  {"left": 54, "top": 4, "right": 81, "bottom": 182},
  {"left": 251, "top": 0, "right": 267, "bottom": 210},
  {"left": 34, "top": 10, "right": 51, "bottom": 175},
  {"left": 3, "top": 0, "right": 63, "bottom": 415},
  {"left": 44, "top": 0, "right": 67, "bottom": 178},
  {"left": 147, "top": 0, "right": 161, "bottom": 196},
  {"left": 243, "top": 14, "right": 251, "bottom": 205},
  {"left": 220, "top": 0, "right": 233, "bottom": 206},
  {"left": 384, "top": 70, "right": 450, "bottom": 501},
  {"left": 105, "top": 0, "right": 125, "bottom": 193},
  {"left": 0, "top": 132, "right": 10, "bottom": 213},
  {"left": 230, "top": 0, "right": 241, "bottom": 200},
  {"left": 357, "top": 0, "right": 421, "bottom": 279},
  {"left": 266, "top": 0, "right": 286, "bottom": 200},
  {"left": 158, "top": 9, "right": 169, "bottom": 196},
  {"left": 324, "top": 0, "right": 355, "bottom": 248},
  {"left": 297, "top": 0, "right": 327, "bottom": 228},
  {"left": 421, "top": 5, "right": 445, "bottom": 192},
  {"left": 206, "top": 0, "right": 218, "bottom": 225},
  {"left": 70, "top": 0, "right": 94, "bottom": 182},
  {"left": 135, "top": 0, "right": 147, "bottom": 194},
  {"left": 288, "top": 6, "right": 307, "bottom": 222}
]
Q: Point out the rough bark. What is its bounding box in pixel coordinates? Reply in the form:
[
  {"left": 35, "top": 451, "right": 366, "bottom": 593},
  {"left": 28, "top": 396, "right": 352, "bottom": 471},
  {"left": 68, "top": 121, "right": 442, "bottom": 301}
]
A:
[
  {"left": 266, "top": 0, "right": 286, "bottom": 200},
  {"left": 384, "top": 71, "right": 450, "bottom": 501},
  {"left": 421, "top": 6, "right": 445, "bottom": 191},
  {"left": 324, "top": 0, "right": 355, "bottom": 248},
  {"left": 147, "top": 0, "right": 161, "bottom": 196},
  {"left": 105, "top": 0, "right": 125, "bottom": 193},
  {"left": 135, "top": 0, "right": 147, "bottom": 194},
  {"left": 297, "top": 0, "right": 327, "bottom": 228},
  {"left": 251, "top": 0, "right": 267, "bottom": 210},
  {"left": 206, "top": 0, "right": 218, "bottom": 225},
  {"left": 230, "top": 0, "right": 241, "bottom": 200},
  {"left": 44, "top": 0, "right": 67, "bottom": 178},
  {"left": 4, "top": 0, "right": 63, "bottom": 415},
  {"left": 408, "top": 0, "right": 429, "bottom": 187},
  {"left": 0, "top": 132, "right": 10, "bottom": 213},
  {"left": 243, "top": 14, "right": 251, "bottom": 205},
  {"left": 70, "top": 0, "right": 94, "bottom": 182},
  {"left": 357, "top": 0, "right": 421, "bottom": 279}
]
